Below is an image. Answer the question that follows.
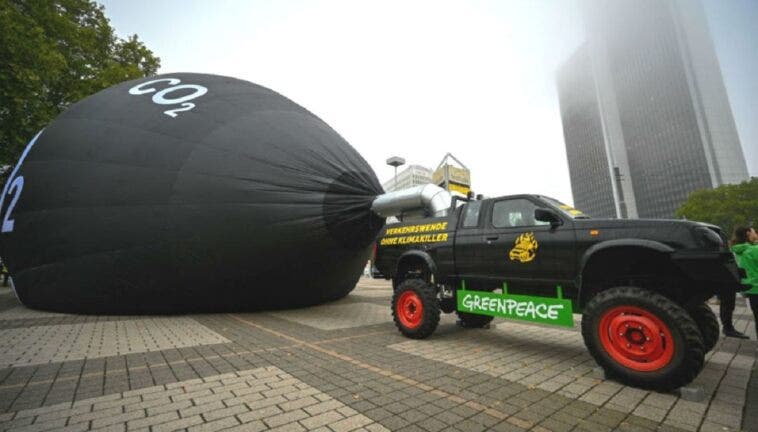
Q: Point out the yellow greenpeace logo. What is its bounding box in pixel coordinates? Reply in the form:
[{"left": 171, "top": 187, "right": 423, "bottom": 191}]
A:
[
  {"left": 380, "top": 233, "right": 449, "bottom": 246},
  {"left": 385, "top": 222, "right": 448, "bottom": 236},
  {"left": 509, "top": 232, "right": 538, "bottom": 263}
]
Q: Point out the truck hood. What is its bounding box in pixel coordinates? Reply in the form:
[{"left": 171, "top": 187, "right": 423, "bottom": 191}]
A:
[
  {"left": 571, "top": 218, "right": 703, "bottom": 249},
  {"left": 572, "top": 218, "right": 697, "bottom": 230}
]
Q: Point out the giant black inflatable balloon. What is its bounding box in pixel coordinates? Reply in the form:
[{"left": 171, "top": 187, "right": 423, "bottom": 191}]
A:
[{"left": 0, "top": 73, "right": 384, "bottom": 313}]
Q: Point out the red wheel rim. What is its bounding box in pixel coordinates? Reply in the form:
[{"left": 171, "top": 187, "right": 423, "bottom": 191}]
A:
[
  {"left": 396, "top": 291, "right": 424, "bottom": 329},
  {"left": 598, "top": 306, "right": 675, "bottom": 372}
]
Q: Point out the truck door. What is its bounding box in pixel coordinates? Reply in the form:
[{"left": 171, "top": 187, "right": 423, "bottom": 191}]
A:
[
  {"left": 481, "top": 197, "right": 554, "bottom": 290},
  {"left": 453, "top": 200, "right": 488, "bottom": 288}
]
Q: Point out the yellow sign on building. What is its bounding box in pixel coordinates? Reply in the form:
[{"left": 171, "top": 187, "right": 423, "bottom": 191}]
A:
[
  {"left": 433, "top": 162, "right": 471, "bottom": 196},
  {"left": 447, "top": 182, "right": 470, "bottom": 196},
  {"left": 447, "top": 166, "right": 470, "bottom": 185}
]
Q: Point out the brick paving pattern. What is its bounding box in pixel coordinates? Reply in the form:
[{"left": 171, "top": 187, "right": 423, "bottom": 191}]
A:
[
  {"left": 0, "top": 306, "right": 67, "bottom": 321},
  {"left": 0, "top": 318, "right": 229, "bottom": 368},
  {"left": 270, "top": 303, "right": 391, "bottom": 330},
  {"left": 390, "top": 315, "right": 755, "bottom": 431},
  {"left": 0, "top": 366, "right": 386, "bottom": 432},
  {"left": 0, "top": 278, "right": 754, "bottom": 431}
]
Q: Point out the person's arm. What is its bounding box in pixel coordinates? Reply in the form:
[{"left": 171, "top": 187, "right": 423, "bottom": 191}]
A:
[
  {"left": 741, "top": 245, "right": 758, "bottom": 288},
  {"left": 744, "top": 245, "right": 758, "bottom": 267}
]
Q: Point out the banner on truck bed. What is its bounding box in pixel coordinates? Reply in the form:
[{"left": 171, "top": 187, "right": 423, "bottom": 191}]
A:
[{"left": 457, "top": 289, "right": 574, "bottom": 327}]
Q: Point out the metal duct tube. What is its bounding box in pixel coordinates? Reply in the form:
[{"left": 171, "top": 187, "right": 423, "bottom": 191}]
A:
[{"left": 371, "top": 184, "right": 452, "bottom": 218}]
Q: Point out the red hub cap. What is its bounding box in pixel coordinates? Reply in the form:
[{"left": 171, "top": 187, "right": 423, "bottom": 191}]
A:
[
  {"left": 598, "top": 306, "right": 675, "bottom": 371},
  {"left": 396, "top": 291, "right": 424, "bottom": 329}
]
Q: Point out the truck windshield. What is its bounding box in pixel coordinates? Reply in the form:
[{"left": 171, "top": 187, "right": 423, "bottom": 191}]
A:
[{"left": 542, "top": 197, "right": 591, "bottom": 219}]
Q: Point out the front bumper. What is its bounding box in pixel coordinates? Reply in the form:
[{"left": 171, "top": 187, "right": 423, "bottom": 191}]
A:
[{"left": 671, "top": 250, "right": 748, "bottom": 293}]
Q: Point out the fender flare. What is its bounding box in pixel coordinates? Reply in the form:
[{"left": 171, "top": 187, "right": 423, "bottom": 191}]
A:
[
  {"left": 577, "top": 239, "right": 674, "bottom": 305},
  {"left": 394, "top": 250, "right": 438, "bottom": 283}
]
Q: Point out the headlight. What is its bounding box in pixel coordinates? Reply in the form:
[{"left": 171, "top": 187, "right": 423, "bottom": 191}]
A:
[{"left": 695, "top": 227, "right": 724, "bottom": 250}]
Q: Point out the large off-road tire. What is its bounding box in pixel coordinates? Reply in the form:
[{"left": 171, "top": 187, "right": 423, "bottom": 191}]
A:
[
  {"left": 581, "top": 286, "right": 704, "bottom": 391},
  {"left": 687, "top": 303, "right": 720, "bottom": 353},
  {"left": 456, "top": 311, "right": 494, "bottom": 328},
  {"left": 392, "top": 279, "right": 440, "bottom": 339}
]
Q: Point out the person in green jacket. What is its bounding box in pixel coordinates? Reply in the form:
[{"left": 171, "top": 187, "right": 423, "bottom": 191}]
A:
[{"left": 731, "top": 226, "right": 758, "bottom": 339}]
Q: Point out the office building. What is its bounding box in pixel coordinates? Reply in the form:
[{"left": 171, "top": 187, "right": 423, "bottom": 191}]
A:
[
  {"left": 381, "top": 164, "right": 433, "bottom": 192},
  {"left": 558, "top": 0, "right": 749, "bottom": 218},
  {"left": 557, "top": 44, "right": 618, "bottom": 218}
]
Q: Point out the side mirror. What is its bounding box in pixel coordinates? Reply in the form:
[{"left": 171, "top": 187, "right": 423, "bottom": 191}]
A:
[{"left": 535, "top": 208, "right": 562, "bottom": 227}]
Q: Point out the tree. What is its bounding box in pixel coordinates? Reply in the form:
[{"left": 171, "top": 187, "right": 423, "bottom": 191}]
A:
[
  {"left": 0, "top": 0, "right": 160, "bottom": 165},
  {"left": 676, "top": 178, "right": 758, "bottom": 239}
]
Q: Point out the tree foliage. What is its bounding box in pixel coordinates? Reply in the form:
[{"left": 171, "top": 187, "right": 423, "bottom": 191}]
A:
[
  {"left": 0, "top": 0, "right": 160, "bottom": 165},
  {"left": 676, "top": 178, "right": 758, "bottom": 237}
]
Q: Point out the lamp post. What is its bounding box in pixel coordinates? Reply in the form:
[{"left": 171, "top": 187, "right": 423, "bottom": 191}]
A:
[{"left": 386, "top": 156, "right": 405, "bottom": 191}]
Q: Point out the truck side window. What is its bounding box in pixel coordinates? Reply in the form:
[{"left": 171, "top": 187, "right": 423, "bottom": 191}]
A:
[
  {"left": 462, "top": 201, "right": 482, "bottom": 228},
  {"left": 492, "top": 199, "right": 549, "bottom": 228}
]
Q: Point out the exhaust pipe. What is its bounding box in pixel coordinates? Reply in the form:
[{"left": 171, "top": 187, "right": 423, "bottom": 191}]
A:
[{"left": 371, "top": 184, "right": 452, "bottom": 218}]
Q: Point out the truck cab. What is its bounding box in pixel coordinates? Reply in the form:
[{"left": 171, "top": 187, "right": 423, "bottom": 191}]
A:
[{"left": 452, "top": 195, "right": 579, "bottom": 299}]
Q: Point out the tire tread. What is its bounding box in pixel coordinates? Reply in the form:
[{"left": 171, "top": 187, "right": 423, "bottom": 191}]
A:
[
  {"left": 581, "top": 286, "right": 704, "bottom": 391},
  {"left": 392, "top": 279, "right": 440, "bottom": 339},
  {"left": 688, "top": 303, "right": 720, "bottom": 353}
]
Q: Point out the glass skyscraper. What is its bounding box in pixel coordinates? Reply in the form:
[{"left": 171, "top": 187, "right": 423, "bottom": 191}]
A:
[{"left": 557, "top": 0, "right": 749, "bottom": 219}]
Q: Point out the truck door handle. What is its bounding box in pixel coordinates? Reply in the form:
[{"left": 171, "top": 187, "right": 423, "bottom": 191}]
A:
[{"left": 485, "top": 236, "right": 499, "bottom": 242}]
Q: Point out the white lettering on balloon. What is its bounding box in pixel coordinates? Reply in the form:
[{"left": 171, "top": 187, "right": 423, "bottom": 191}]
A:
[
  {"left": 128, "top": 78, "right": 207, "bottom": 118},
  {"left": 0, "top": 130, "right": 43, "bottom": 233}
]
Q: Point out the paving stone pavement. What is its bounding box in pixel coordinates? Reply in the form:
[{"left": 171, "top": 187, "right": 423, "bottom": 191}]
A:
[
  {"left": 0, "top": 318, "right": 230, "bottom": 368},
  {"left": 390, "top": 316, "right": 754, "bottom": 431},
  {"left": 0, "top": 306, "right": 68, "bottom": 321},
  {"left": 0, "top": 366, "right": 387, "bottom": 432},
  {"left": 0, "top": 278, "right": 754, "bottom": 432},
  {"left": 270, "top": 303, "right": 391, "bottom": 330}
]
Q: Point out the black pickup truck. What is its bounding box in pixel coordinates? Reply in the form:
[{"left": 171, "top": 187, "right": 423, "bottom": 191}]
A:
[{"left": 373, "top": 194, "right": 746, "bottom": 390}]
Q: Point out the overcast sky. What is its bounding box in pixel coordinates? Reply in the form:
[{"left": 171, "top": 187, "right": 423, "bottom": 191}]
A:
[{"left": 100, "top": 0, "right": 757, "bottom": 206}]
